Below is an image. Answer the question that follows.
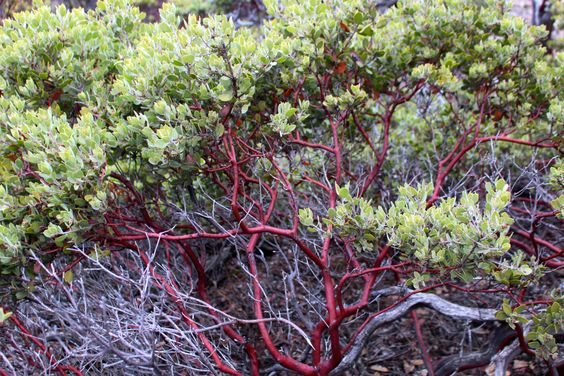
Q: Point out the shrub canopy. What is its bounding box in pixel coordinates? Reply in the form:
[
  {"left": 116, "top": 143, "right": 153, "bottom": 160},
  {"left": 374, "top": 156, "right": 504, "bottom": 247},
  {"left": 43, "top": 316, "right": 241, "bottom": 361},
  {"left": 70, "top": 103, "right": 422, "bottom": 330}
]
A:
[{"left": 0, "top": 0, "right": 562, "bottom": 374}]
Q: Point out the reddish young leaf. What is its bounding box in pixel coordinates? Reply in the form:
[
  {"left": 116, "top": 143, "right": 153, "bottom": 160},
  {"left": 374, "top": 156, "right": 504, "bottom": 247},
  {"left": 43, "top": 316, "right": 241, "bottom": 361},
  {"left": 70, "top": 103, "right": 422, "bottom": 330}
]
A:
[
  {"left": 335, "top": 61, "right": 346, "bottom": 74},
  {"left": 493, "top": 110, "right": 504, "bottom": 121},
  {"left": 47, "top": 88, "right": 63, "bottom": 107}
]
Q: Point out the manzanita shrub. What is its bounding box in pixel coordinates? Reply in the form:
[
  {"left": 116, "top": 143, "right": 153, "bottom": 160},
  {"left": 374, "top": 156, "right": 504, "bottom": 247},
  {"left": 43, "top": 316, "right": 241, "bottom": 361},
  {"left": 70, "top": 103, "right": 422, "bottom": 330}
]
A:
[{"left": 0, "top": 0, "right": 562, "bottom": 374}]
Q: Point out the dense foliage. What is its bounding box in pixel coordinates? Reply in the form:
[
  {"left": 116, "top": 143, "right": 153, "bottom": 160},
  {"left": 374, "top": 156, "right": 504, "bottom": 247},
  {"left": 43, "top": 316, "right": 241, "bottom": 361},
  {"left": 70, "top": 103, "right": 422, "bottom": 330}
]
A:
[{"left": 0, "top": 0, "right": 562, "bottom": 374}]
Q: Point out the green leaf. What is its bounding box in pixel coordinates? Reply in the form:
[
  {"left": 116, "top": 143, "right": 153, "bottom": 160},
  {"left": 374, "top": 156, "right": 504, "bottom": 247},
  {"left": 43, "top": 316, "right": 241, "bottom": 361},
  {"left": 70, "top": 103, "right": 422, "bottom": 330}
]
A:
[
  {"left": 502, "top": 300, "right": 512, "bottom": 315},
  {"left": 218, "top": 90, "right": 234, "bottom": 102},
  {"left": 336, "top": 185, "right": 352, "bottom": 201},
  {"left": 181, "top": 54, "right": 195, "bottom": 64},
  {"left": 299, "top": 208, "right": 314, "bottom": 226},
  {"left": 358, "top": 25, "right": 373, "bottom": 36},
  {"left": 44, "top": 223, "right": 63, "bottom": 238},
  {"left": 215, "top": 124, "right": 225, "bottom": 137},
  {"left": 285, "top": 108, "right": 297, "bottom": 117},
  {"left": 0, "top": 307, "right": 12, "bottom": 323},
  {"left": 63, "top": 270, "right": 74, "bottom": 284},
  {"left": 495, "top": 179, "right": 507, "bottom": 191},
  {"left": 15, "top": 291, "right": 27, "bottom": 300},
  {"left": 364, "top": 233, "right": 376, "bottom": 241},
  {"left": 353, "top": 12, "right": 363, "bottom": 24}
]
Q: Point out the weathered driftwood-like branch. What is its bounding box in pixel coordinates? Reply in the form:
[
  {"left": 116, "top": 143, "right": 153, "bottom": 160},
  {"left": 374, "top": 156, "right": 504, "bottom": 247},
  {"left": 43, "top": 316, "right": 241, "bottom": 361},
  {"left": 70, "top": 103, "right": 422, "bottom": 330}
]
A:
[
  {"left": 489, "top": 323, "right": 533, "bottom": 376},
  {"left": 330, "top": 288, "right": 498, "bottom": 375}
]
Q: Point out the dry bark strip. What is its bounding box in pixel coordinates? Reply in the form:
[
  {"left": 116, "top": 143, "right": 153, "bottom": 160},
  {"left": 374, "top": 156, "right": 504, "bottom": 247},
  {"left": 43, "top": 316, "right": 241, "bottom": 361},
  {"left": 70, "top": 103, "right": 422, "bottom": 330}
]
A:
[{"left": 330, "top": 287, "right": 499, "bottom": 375}]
